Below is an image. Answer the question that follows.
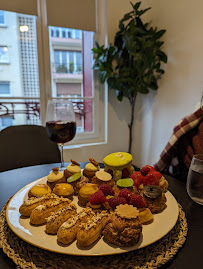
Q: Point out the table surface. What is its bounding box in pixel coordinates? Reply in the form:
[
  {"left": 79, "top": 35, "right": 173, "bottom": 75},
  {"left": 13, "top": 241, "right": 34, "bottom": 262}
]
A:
[{"left": 0, "top": 163, "right": 203, "bottom": 269}]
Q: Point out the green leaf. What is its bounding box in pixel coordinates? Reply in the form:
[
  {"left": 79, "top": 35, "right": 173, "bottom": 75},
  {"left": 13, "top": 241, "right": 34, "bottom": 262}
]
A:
[
  {"left": 157, "top": 50, "right": 168, "bottom": 63},
  {"left": 154, "top": 29, "right": 166, "bottom": 39}
]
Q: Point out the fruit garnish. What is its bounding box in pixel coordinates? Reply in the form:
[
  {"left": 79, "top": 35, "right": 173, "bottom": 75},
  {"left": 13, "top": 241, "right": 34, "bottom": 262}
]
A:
[
  {"left": 67, "top": 172, "right": 81, "bottom": 183},
  {"left": 107, "top": 169, "right": 113, "bottom": 176},
  {"left": 108, "top": 196, "right": 127, "bottom": 210},
  {"left": 118, "top": 188, "right": 133, "bottom": 203},
  {"left": 140, "top": 166, "right": 150, "bottom": 176},
  {"left": 141, "top": 165, "right": 156, "bottom": 172},
  {"left": 89, "top": 190, "right": 106, "bottom": 205},
  {"left": 129, "top": 194, "right": 147, "bottom": 208},
  {"left": 149, "top": 171, "right": 162, "bottom": 180},
  {"left": 122, "top": 167, "right": 129, "bottom": 178},
  {"left": 116, "top": 178, "right": 134, "bottom": 188},
  {"left": 130, "top": 172, "right": 144, "bottom": 187},
  {"left": 99, "top": 183, "right": 115, "bottom": 196},
  {"left": 143, "top": 185, "right": 162, "bottom": 199},
  {"left": 143, "top": 172, "right": 159, "bottom": 186}
]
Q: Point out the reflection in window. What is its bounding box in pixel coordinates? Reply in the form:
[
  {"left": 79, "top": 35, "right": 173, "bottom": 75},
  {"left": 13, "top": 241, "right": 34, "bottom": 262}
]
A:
[{"left": 0, "top": 46, "right": 9, "bottom": 63}]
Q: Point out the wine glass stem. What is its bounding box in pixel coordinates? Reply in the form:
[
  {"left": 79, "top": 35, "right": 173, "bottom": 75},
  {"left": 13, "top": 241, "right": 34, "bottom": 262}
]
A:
[{"left": 59, "top": 143, "right": 65, "bottom": 169}]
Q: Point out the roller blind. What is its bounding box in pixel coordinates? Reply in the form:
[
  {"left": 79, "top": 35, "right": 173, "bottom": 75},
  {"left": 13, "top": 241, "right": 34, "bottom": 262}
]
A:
[
  {"left": 0, "top": 0, "right": 38, "bottom": 16},
  {"left": 47, "top": 0, "right": 96, "bottom": 32}
]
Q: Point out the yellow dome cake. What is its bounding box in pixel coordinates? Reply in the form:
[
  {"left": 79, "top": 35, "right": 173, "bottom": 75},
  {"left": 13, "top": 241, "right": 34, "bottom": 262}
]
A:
[{"left": 103, "top": 152, "right": 134, "bottom": 181}]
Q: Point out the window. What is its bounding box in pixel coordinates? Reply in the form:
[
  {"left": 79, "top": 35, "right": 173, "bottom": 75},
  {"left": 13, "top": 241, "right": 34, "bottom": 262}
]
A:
[
  {"left": 0, "top": 0, "right": 107, "bottom": 146},
  {"left": 0, "top": 116, "right": 13, "bottom": 130},
  {"left": 0, "top": 82, "right": 10, "bottom": 95},
  {"left": 0, "top": 46, "right": 9, "bottom": 63},
  {"left": 0, "top": 10, "right": 5, "bottom": 25}
]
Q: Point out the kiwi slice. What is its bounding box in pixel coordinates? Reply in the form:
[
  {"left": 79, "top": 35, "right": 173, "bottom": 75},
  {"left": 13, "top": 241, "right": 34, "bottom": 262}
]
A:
[
  {"left": 143, "top": 185, "right": 162, "bottom": 199},
  {"left": 116, "top": 178, "right": 134, "bottom": 188},
  {"left": 67, "top": 172, "right": 81, "bottom": 183}
]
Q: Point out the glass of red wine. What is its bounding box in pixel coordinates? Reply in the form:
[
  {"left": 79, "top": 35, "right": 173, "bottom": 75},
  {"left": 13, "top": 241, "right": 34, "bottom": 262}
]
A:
[{"left": 45, "top": 99, "right": 76, "bottom": 171}]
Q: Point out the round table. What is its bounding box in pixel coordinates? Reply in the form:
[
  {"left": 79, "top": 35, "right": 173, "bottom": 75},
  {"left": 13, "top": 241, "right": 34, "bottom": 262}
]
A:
[{"left": 0, "top": 163, "right": 202, "bottom": 269}]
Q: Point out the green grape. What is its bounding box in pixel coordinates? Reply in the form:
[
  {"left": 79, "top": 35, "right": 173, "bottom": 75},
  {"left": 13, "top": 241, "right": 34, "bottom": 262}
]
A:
[
  {"left": 128, "top": 165, "right": 135, "bottom": 176},
  {"left": 113, "top": 170, "right": 122, "bottom": 181}
]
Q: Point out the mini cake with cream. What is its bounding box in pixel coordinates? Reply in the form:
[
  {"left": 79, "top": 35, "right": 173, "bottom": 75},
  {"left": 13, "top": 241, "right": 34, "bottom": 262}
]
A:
[
  {"left": 28, "top": 184, "right": 52, "bottom": 198},
  {"left": 67, "top": 173, "right": 89, "bottom": 195},
  {"left": 103, "top": 152, "right": 134, "bottom": 181},
  {"left": 78, "top": 183, "right": 99, "bottom": 206},
  {"left": 91, "top": 170, "right": 115, "bottom": 187},
  {"left": 64, "top": 160, "right": 81, "bottom": 179},
  {"left": 53, "top": 183, "right": 74, "bottom": 200},
  {"left": 83, "top": 158, "right": 100, "bottom": 180},
  {"left": 47, "top": 167, "right": 66, "bottom": 190}
]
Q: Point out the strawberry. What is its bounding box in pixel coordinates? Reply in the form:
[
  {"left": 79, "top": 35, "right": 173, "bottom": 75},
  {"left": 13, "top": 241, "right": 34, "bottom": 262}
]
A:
[
  {"left": 89, "top": 190, "right": 107, "bottom": 204},
  {"left": 118, "top": 188, "right": 133, "bottom": 203},
  {"left": 143, "top": 172, "right": 159, "bottom": 186},
  {"left": 130, "top": 172, "right": 144, "bottom": 187},
  {"left": 129, "top": 194, "right": 147, "bottom": 208},
  {"left": 122, "top": 167, "right": 129, "bottom": 178}
]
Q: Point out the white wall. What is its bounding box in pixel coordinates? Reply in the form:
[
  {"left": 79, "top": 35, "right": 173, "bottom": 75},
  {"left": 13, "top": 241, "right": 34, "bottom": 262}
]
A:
[{"left": 64, "top": 0, "right": 203, "bottom": 168}]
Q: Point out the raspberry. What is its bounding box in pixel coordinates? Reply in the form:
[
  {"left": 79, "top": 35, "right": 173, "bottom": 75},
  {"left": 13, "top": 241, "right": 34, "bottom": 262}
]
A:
[
  {"left": 143, "top": 172, "right": 159, "bottom": 186},
  {"left": 122, "top": 167, "right": 129, "bottom": 178},
  {"left": 129, "top": 194, "right": 147, "bottom": 208},
  {"left": 149, "top": 171, "right": 162, "bottom": 179},
  {"left": 99, "top": 183, "right": 115, "bottom": 196},
  {"left": 140, "top": 166, "right": 150, "bottom": 176},
  {"left": 118, "top": 188, "right": 133, "bottom": 203},
  {"left": 89, "top": 190, "right": 107, "bottom": 205},
  {"left": 108, "top": 197, "right": 127, "bottom": 210},
  {"left": 142, "top": 165, "right": 156, "bottom": 172},
  {"left": 130, "top": 172, "right": 144, "bottom": 187},
  {"left": 107, "top": 169, "right": 113, "bottom": 177}
]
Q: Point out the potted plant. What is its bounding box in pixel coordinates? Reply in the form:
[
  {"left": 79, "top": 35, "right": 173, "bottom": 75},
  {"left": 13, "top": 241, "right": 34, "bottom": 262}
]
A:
[
  {"left": 92, "top": 1, "right": 167, "bottom": 153},
  {"left": 69, "top": 61, "right": 74, "bottom": 73}
]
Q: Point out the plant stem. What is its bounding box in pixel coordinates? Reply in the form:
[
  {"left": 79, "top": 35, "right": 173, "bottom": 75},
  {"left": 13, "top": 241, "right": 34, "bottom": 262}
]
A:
[{"left": 128, "top": 92, "right": 137, "bottom": 154}]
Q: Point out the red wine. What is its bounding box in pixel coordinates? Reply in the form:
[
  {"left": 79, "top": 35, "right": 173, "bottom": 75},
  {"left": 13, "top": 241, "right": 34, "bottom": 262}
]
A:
[{"left": 46, "top": 121, "right": 76, "bottom": 144}]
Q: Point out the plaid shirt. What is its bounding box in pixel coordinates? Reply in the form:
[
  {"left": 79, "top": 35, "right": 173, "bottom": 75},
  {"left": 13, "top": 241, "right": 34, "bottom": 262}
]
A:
[{"left": 154, "top": 106, "right": 203, "bottom": 175}]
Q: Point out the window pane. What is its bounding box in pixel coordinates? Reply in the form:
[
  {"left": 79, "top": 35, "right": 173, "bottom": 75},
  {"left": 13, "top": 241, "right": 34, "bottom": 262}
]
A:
[
  {"left": 0, "top": 82, "right": 10, "bottom": 94},
  {"left": 0, "top": 46, "right": 9, "bottom": 63},
  {"left": 0, "top": 11, "right": 41, "bottom": 129},
  {"left": 0, "top": 10, "right": 5, "bottom": 25},
  {"left": 49, "top": 26, "right": 94, "bottom": 133}
]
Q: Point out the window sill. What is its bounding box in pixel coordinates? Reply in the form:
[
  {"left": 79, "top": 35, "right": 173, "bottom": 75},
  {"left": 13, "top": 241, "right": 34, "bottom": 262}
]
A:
[
  {"left": 64, "top": 141, "right": 107, "bottom": 150},
  {"left": 0, "top": 25, "right": 7, "bottom": 28},
  {"left": 0, "top": 62, "right": 10, "bottom": 65}
]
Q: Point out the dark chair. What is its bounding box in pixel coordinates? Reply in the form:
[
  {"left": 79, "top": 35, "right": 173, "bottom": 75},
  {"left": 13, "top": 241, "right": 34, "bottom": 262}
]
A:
[{"left": 0, "top": 125, "right": 61, "bottom": 173}]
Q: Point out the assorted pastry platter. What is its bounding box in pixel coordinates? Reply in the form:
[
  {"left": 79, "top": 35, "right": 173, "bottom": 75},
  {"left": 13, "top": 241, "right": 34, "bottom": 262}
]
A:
[{"left": 6, "top": 176, "right": 179, "bottom": 256}]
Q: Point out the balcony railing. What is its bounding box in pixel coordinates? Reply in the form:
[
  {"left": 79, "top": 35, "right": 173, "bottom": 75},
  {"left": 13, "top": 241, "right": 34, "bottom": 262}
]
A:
[
  {"left": 0, "top": 100, "right": 84, "bottom": 121},
  {"left": 53, "top": 63, "right": 82, "bottom": 74}
]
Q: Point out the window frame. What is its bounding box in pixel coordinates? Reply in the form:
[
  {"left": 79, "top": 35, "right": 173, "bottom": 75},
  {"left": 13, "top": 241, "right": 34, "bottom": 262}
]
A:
[{"left": 37, "top": 0, "right": 108, "bottom": 147}]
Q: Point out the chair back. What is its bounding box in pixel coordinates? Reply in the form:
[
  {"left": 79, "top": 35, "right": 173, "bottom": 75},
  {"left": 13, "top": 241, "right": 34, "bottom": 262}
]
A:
[{"left": 0, "top": 125, "right": 61, "bottom": 172}]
